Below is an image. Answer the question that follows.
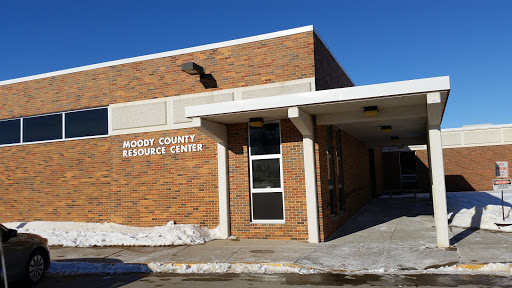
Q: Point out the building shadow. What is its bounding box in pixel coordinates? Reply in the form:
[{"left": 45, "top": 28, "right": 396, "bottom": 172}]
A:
[
  {"left": 445, "top": 175, "right": 475, "bottom": 192},
  {"left": 326, "top": 197, "right": 434, "bottom": 241},
  {"left": 200, "top": 74, "right": 217, "bottom": 89},
  {"left": 326, "top": 191, "right": 512, "bottom": 246},
  {"left": 5, "top": 256, "right": 150, "bottom": 287}
]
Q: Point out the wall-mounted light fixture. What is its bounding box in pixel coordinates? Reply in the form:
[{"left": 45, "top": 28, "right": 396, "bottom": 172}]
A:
[
  {"left": 391, "top": 136, "right": 400, "bottom": 144},
  {"left": 249, "top": 117, "right": 264, "bottom": 128},
  {"left": 380, "top": 125, "right": 392, "bottom": 133},
  {"left": 181, "top": 62, "right": 205, "bottom": 75},
  {"left": 363, "top": 106, "right": 379, "bottom": 117}
]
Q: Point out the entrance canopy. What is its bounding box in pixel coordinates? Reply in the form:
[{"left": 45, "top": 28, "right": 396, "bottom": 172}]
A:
[
  {"left": 185, "top": 76, "right": 452, "bottom": 247},
  {"left": 185, "top": 76, "right": 450, "bottom": 147}
]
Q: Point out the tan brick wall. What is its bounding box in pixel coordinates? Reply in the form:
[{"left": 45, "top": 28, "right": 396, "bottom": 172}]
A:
[{"left": 416, "top": 144, "right": 512, "bottom": 192}]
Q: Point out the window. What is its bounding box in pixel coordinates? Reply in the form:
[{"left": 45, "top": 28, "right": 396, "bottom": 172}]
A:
[
  {"left": 335, "top": 128, "right": 344, "bottom": 213},
  {"left": 249, "top": 122, "right": 284, "bottom": 222},
  {"left": 0, "top": 119, "right": 21, "bottom": 145},
  {"left": 0, "top": 107, "right": 108, "bottom": 146},
  {"left": 65, "top": 108, "right": 108, "bottom": 138},
  {"left": 326, "top": 126, "right": 337, "bottom": 216},
  {"left": 23, "top": 114, "right": 63, "bottom": 143}
]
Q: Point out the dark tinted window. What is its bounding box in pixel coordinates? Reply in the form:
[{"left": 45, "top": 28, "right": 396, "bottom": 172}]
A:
[
  {"left": 0, "top": 119, "right": 21, "bottom": 145},
  {"left": 252, "top": 159, "right": 281, "bottom": 189},
  {"left": 250, "top": 123, "right": 280, "bottom": 155},
  {"left": 65, "top": 108, "right": 108, "bottom": 138},
  {"left": 252, "top": 192, "right": 284, "bottom": 220},
  {"left": 23, "top": 114, "right": 62, "bottom": 142}
]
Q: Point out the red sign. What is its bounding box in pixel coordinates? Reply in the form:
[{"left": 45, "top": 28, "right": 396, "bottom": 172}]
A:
[
  {"left": 496, "top": 161, "right": 509, "bottom": 178},
  {"left": 493, "top": 178, "right": 512, "bottom": 191}
]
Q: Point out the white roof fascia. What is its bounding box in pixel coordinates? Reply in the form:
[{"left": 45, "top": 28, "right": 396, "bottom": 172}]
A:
[
  {"left": 442, "top": 123, "right": 512, "bottom": 132},
  {"left": 0, "top": 26, "right": 314, "bottom": 87},
  {"left": 185, "top": 76, "right": 450, "bottom": 118}
]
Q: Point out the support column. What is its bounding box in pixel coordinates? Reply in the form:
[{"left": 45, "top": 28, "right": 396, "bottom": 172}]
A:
[
  {"left": 192, "top": 118, "right": 230, "bottom": 239},
  {"left": 426, "top": 93, "right": 450, "bottom": 248},
  {"left": 288, "top": 107, "right": 320, "bottom": 243},
  {"left": 216, "top": 141, "right": 230, "bottom": 239}
]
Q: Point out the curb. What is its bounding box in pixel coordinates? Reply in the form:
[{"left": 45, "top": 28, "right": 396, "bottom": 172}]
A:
[{"left": 49, "top": 261, "right": 512, "bottom": 275}]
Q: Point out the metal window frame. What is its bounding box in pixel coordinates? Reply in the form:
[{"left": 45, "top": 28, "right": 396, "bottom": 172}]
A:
[
  {"left": 335, "top": 127, "right": 344, "bottom": 213},
  {"left": 248, "top": 120, "right": 285, "bottom": 224},
  {"left": 0, "top": 106, "right": 110, "bottom": 148}
]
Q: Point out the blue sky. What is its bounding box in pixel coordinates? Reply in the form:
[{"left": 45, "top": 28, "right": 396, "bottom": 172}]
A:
[{"left": 1, "top": 1, "right": 510, "bottom": 128}]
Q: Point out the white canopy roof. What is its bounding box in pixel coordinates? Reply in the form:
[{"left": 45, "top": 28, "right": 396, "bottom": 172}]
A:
[{"left": 185, "top": 76, "right": 450, "bottom": 147}]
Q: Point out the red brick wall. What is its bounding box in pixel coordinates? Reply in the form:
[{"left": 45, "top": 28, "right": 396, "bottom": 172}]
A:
[
  {"left": 0, "top": 129, "right": 220, "bottom": 227},
  {"left": 316, "top": 127, "right": 372, "bottom": 241},
  {"left": 0, "top": 31, "right": 315, "bottom": 119},
  {"left": 227, "top": 120, "right": 308, "bottom": 240},
  {"left": 373, "top": 148, "right": 385, "bottom": 197},
  {"left": 0, "top": 32, "right": 316, "bottom": 228},
  {"left": 313, "top": 33, "right": 354, "bottom": 91},
  {"left": 416, "top": 144, "right": 512, "bottom": 192}
]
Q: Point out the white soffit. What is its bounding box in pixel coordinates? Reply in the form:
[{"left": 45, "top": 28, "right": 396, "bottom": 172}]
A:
[
  {"left": 0, "top": 26, "right": 313, "bottom": 86},
  {"left": 185, "top": 76, "right": 450, "bottom": 121}
]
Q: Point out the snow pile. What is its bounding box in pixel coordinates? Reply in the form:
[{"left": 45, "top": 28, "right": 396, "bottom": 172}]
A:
[
  {"left": 428, "top": 263, "right": 512, "bottom": 275},
  {"left": 450, "top": 205, "right": 512, "bottom": 232},
  {"left": 447, "top": 191, "right": 512, "bottom": 232},
  {"left": 48, "top": 262, "right": 319, "bottom": 275},
  {"left": 477, "top": 263, "right": 512, "bottom": 273},
  {"left": 4, "top": 221, "right": 220, "bottom": 247}
]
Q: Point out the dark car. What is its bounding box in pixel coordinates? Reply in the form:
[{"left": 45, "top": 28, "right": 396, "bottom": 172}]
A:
[{"left": 0, "top": 224, "right": 50, "bottom": 285}]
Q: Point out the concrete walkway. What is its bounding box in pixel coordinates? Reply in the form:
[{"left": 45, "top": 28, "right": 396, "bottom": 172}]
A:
[{"left": 50, "top": 197, "right": 512, "bottom": 273}]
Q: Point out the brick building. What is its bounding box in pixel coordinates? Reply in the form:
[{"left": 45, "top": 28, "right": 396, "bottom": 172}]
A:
[
  {"left": 0, "top": 26, "right": 452, "bottom": 245},
  {"left": 383, "top": 124, "right": 512, "bottom": 194}
]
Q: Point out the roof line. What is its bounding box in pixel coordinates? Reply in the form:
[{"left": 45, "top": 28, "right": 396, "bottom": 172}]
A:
[
  {"left": 442, "top": 123, "right": 512, "bottom": 132},
  {"left": 312, "top": 27, "right": 356, "bottom": 86},
  {"left": 185, "top": 76, "right": 450, "bottom": 118},
  {"left": 0, "top": 25, "right": 314, "bottom": 87}
]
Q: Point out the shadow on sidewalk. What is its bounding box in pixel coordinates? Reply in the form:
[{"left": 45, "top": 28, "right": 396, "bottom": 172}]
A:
[{"left": 327, "top": 197, "right": 435, "bottom": 242}]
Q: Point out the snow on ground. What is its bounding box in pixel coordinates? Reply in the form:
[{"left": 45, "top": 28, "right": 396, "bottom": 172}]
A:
[
  {"left": 426, "top": 263, "right": 512, "bottom": 275},
  {"left": 48, "top": 262, "right": 319, "bottom": 275},
  {"left": 47, "top": 261, "right": 512, "bottom": 276},
  {"left": 447, "top": 191, "right": 512, "bottom": 232},
  {"left": 3, "top": 221, "right": 220, "bottom": 247}
]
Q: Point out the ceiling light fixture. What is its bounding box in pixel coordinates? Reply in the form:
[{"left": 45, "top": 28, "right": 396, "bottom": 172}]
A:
[
  {"left": 363, "top": 106, "right": 379, "bottom": 117},
  {"left": 249, "top": 117, "right": 264, "bottom": 128},
  {"left": 380, "top": 125, "right": 392, "bottom": 133}
]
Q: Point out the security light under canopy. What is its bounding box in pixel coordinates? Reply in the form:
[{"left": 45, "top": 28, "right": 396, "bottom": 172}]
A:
[
  {"left": 363, "top": 106, "right": 379, "bottom": 117},
  {"left": 381, "top": 125, "right": 392, "bottom": 133},
  {"left": 249, "top": 117, "right": 264, "bottom": 128}
]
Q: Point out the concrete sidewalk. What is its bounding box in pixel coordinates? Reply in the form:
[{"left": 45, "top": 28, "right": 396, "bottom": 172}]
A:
[{"left": 49, "top": 198, "right": 512, "bottom": 273}]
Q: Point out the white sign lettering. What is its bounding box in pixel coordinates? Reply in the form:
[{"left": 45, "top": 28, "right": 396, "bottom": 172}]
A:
[{"left": 122, "top": 134, "right": 203, "bottom": 157}]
